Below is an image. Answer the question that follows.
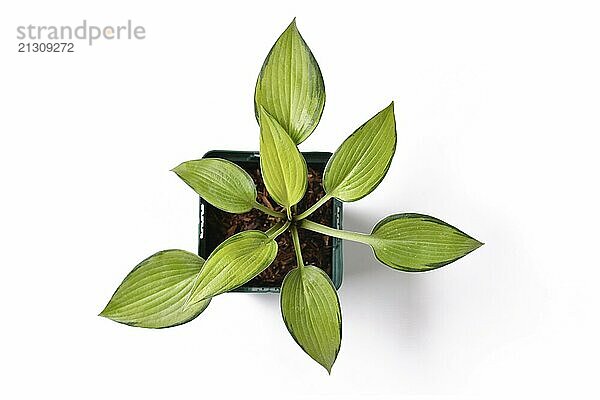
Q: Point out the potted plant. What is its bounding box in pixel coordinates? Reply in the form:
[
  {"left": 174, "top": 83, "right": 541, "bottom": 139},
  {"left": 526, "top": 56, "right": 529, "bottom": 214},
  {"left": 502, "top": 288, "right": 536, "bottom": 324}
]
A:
[{"left": 100, "top": 19, "right": 483, "bottom": 373}]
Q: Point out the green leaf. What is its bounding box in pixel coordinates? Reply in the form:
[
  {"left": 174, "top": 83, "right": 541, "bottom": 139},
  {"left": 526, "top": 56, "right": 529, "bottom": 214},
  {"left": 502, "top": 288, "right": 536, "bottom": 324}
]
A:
[
  {"left": 324, "top": 103, "right": 397, "bottom": 202},
  {"left": 255, "top": 19, "right": 325, "bottom": 144},
  {"left": 280, "top": 266, "right": 341, "bottom": 374},
  {"left": 100, "top": 250, "right": 210, "bottom": 328},
  {"left": 370, "top": 213, "right": 483, "bottom": 272},
  {"left": 172, "top": 158, "right": 257, "bottom": 214},
  {"left": 259, "top": 107, "right": 308, "bottom": 210},
  {"left": 187, "top": 230, "right": 278, "bottom": 305}
]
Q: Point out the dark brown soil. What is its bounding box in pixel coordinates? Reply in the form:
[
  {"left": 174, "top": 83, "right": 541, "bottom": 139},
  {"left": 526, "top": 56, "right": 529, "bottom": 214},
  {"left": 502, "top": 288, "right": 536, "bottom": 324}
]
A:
[{"left": 204, "top": 164, "right": 333, "bottom": 287}]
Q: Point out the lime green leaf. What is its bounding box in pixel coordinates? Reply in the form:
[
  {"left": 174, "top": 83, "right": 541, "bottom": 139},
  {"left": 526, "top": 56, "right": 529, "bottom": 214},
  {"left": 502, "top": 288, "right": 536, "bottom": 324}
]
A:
[
  {"left": 259, "top": 107, "right": 308, "bottom": 209},
  {"left": 255, "top": 19, "right": 325, "bottom": 144},
  {"left": 187, "top": 231, "right": 278, "bottom": 305},
  {"left": 324, "top": 103, "right": 397, "bottom": 202},
  {"left": 370, "top": 214, "right": 483, "bottom": 272},
  {"left": 280, "top": 266, "right": 341, "bottom": 374},
  {"left": 172, "top": 158, "right": 257, "bottom": 214},
  {"left": 100, "top": 250, "right": 210, "bottom": 328}
]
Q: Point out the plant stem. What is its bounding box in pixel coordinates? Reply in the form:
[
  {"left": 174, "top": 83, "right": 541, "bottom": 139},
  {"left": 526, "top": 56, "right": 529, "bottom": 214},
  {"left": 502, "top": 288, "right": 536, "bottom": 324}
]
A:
[
  {"left": 266, "top": 220, "right": 291, "bottom": 240},
  {"left": 290, "top": 225, "right": 304, "bottom": 268},
  {"left": 295, "top": 193, "right": 333, "bottom": 221},
  {"left": 298, "top": 219, "right": 374, "bottom": 245},
  {"left": 254, "top": 202, "right": 286, "bottom": 218}
]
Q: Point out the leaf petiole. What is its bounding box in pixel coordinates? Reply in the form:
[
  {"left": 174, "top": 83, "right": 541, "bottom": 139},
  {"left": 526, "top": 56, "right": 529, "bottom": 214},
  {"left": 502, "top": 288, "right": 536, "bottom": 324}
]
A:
[
  {"left": 254, "top": 201, "right": 286, "bottom": 218},
  {"left": 266, "top": 220, "right": 291, "bottom": 240},
  {"left": 290, "top": 225, "right": 304, "bottom": 268},
  {"left": 298, "top": 219, "right": 374, "bottom": 245},
  {"left": 295, "top": 194, "right": 333, "bottom": 221}
]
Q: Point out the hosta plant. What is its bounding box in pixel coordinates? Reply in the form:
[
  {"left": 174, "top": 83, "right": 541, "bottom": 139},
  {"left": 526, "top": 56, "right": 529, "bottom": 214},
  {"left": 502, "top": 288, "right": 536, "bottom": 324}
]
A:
[{"left": 100, "top": 19, "right": 483, "bottom": 373}]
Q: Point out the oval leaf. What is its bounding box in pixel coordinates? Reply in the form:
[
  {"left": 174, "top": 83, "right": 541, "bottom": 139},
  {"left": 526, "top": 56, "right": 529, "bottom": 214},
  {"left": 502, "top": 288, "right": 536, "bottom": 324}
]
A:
[
  {"left": 324, "top": 103, "right": 397, "bottom": 201},
  {"left": 187, "top": 231, "right": 278, "bottom": 305},
  {"left": 255, "top": 19, "right": 325, "bottom": 144},
  {"left": 281, "top": 266, "right": 342, "bottom": 374},
  {"left": 172, "top": 158, "right": 257, "bottom": 213},
  {"left": 100, "top": 250, "right": 210, "bottom": 328},
  {"left": 259, "top": 107, "right": 308, "bottom": 209},
  {"left": 370, "top": 213, "right": 483, "bottom": 272}
]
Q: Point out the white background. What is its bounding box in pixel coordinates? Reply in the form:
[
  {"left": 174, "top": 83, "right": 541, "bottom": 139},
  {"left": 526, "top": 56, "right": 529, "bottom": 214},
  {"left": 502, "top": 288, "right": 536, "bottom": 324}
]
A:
[{"left": 1, "top": 1, "right": 599, "bottom": 398}]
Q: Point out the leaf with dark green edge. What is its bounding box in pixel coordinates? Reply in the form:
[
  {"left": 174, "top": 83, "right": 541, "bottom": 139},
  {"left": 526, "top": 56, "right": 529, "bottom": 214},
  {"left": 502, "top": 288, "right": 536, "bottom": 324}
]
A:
[
  {"left": 100, "top": 250, "right": 210, "bottom": 329},
  {"left": 186, "top": 230, "right": 278, "bottom": 306},
  {"left": 254, "top": 19, "right": 325, "bottom": 144},
  {"left": 369, "top": 213, "right": 483, "bottom": 272},
  {"left": 172, "top": 158, "right": 257, "bottom": 214},
  {"left": 324, "top": 103, "right": 397, "bottom": 202},
  {"left": 259, "top": 107, "right": 308, "bottom": 210},
  {"left": 280, "top": 266, "right": 342, "bottom": 374}
]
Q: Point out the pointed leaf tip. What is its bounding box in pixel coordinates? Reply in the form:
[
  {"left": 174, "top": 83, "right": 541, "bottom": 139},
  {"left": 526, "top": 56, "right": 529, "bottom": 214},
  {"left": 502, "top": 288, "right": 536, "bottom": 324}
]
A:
[
  {"left": 187, "top": 231, "right": 278, "bottom": 304},
  {"left": 259, "top": 110, "right": 308, "bottom": 209},
  {"left": 369, "top": 214, "right": 483, "bottom": 272},
  {"left": 324, "top": 104, "right": 397, "bottom": 202},
  {"left": 280, "top": 266, "right": 341, "bottom": 373},
  {"left": 100, "top": 250, "right": 210, "bottom": 328},
  {"left": 255, "top": 19, "right": 325, "bottom": 144},
  {"left": 172, "top": 158, "right": 257, "bottom": 214}
]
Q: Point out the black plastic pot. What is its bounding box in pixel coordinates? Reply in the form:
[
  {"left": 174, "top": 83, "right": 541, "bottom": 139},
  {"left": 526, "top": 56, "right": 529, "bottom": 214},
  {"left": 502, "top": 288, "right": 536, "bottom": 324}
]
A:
[{"left": 197, "top": 150, "right": 343, "bottom": 292}]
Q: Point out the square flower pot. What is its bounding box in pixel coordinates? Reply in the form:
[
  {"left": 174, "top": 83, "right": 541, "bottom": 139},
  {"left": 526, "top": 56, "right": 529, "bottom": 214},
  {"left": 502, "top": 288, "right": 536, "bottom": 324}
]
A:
[{"left": 197, "top": 150, "right": 343, "bottom": 292}]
